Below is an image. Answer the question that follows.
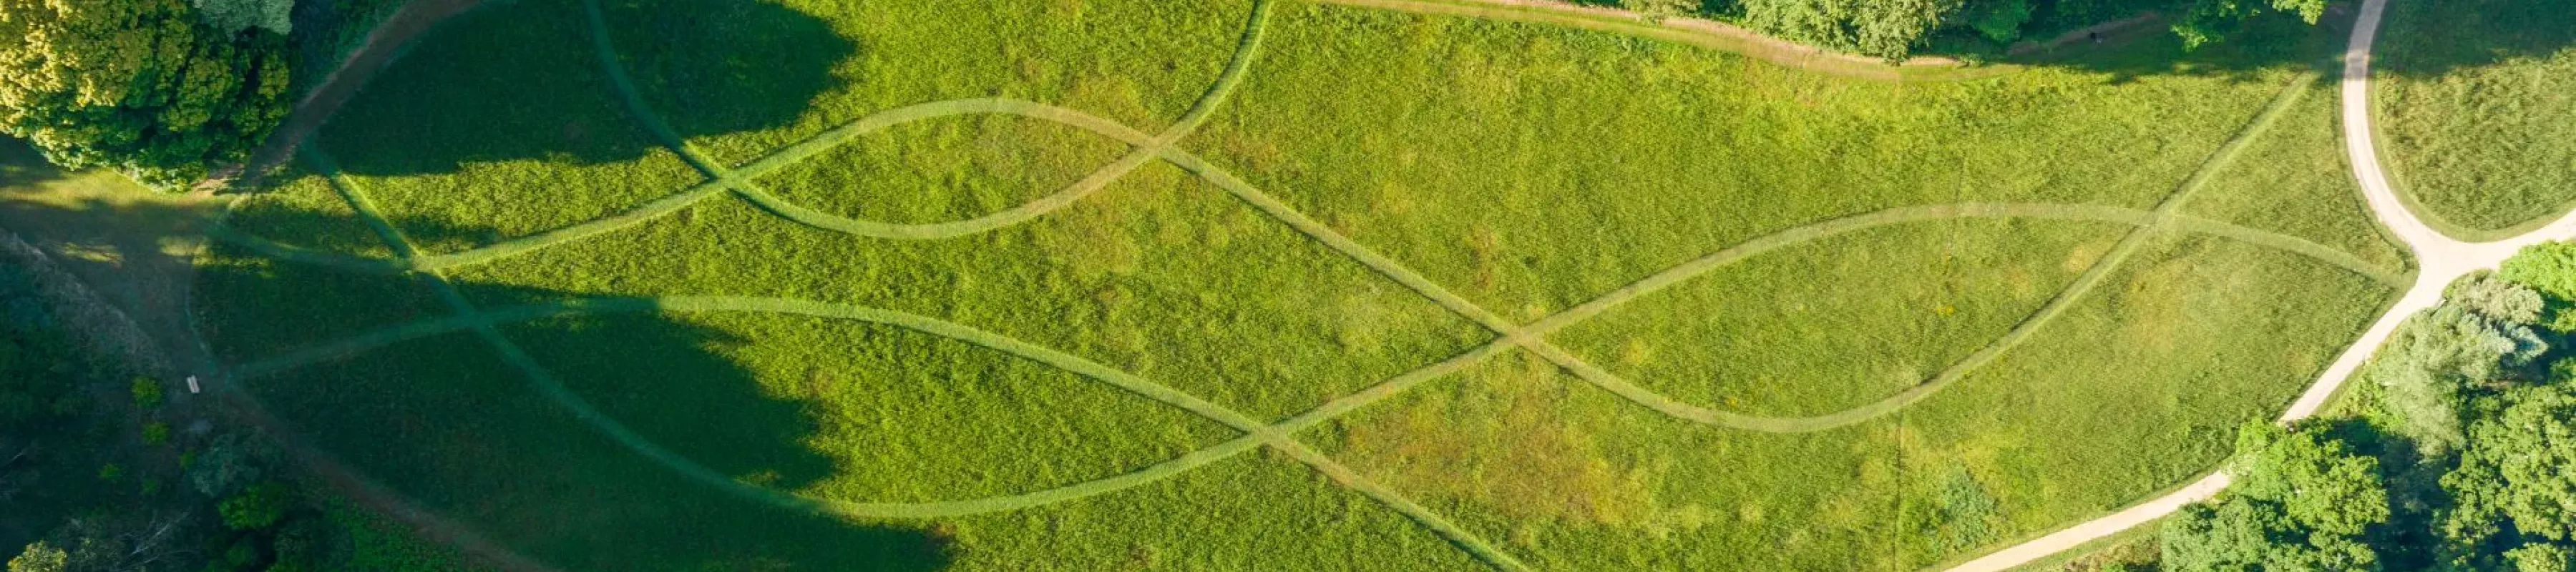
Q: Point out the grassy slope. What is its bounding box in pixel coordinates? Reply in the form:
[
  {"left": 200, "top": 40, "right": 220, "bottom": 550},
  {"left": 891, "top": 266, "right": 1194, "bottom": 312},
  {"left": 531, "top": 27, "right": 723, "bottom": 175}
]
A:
[
  {"left": 2187, "top": 77, "right": 2412, "bottom": 272},
  {"left": 193, "top": 0, "right": 2407, "bottom": 570},
  {"left": 2373, "top": 0, "right": 2576, "bottom": 235},
  {"left": 1552, "top": 220, "right": 2123, "bottom": 416}
]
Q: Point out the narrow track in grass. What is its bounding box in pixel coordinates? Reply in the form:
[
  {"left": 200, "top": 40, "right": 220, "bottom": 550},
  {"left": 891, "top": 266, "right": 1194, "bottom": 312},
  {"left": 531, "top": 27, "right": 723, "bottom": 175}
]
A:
[
  {"left": 205, "top": 0, "right": 2409, "bottom": 568},
  {"left": 224, "top": 64, "right": 2382, "bottom": 571},
  {"left": 1948, "top": 0, "right": 2576, "bottom": 566}
]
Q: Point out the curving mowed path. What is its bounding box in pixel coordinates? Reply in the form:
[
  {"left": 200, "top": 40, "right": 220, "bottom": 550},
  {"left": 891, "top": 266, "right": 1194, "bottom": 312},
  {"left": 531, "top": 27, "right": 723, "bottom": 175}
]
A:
[{"left": 202, "top": 0, "right": 2421, "bottom": 570}]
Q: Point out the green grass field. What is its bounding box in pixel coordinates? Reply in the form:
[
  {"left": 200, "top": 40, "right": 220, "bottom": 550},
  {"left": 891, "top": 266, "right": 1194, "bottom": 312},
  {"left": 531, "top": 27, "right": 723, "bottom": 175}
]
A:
[
  {"left": 192, "top": 0, "right": 2407, "bottom": 569},
  {"left": 2373, "top": 0, "right": 2576, "bottom": 237}
]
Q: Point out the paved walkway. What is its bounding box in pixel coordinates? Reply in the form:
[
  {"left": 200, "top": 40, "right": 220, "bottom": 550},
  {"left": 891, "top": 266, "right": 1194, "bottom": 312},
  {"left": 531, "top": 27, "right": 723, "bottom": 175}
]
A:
[{"left": 1943, "top": 0, "right": 2576, "bottom": 568}]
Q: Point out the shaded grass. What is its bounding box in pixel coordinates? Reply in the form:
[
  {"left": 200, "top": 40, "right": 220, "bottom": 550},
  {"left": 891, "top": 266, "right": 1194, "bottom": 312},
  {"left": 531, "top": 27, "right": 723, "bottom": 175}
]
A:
[
  {"left": 597, "top": 0, "right": 1257, "bottom": 166},
  {"left": 193, "top": 247, "right": 445, "bottom": 363},
  {"left": 499, "top": 310, "right": 1241, "bottom": 502},
  {"left": 1552, "top": 219, "right": 2123, "bottom": 416},
  {"left": 447, "top": 162, "right": 1491, "bottom": 423},
  {"left": 313, "top": 0, "right": 707, "bottom": 254},
  {"left": 2373, "top": 0, "right": 2576, "bottom": 235},
  {"left": 233, "top": 331, "right": 951, "bottom": 571}
]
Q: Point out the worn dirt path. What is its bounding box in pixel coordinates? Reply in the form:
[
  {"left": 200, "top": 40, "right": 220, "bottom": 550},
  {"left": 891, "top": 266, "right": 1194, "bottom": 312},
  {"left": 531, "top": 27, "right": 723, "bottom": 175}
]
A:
[{"left": 1943, "top": 0, "right": 2576, "bottom": 568}]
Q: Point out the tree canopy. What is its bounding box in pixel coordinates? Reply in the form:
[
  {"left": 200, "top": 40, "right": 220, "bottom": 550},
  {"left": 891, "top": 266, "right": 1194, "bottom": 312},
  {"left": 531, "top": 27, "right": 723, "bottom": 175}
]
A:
[
  {"left": 2445, "top": 388, "right": 2576, "bottom": 548},
  {"left": 2163, "top": 422, "right": 2389, "bottom": 571},
  {"left": 0, "top": 0, "right": 291, "bottom": 187}
]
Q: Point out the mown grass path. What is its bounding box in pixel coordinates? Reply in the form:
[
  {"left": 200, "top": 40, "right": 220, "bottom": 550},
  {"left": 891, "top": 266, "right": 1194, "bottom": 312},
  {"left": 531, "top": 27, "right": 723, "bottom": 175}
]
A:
[{"left": 205, "top": 0, "right": 2419, "bottom": 569}]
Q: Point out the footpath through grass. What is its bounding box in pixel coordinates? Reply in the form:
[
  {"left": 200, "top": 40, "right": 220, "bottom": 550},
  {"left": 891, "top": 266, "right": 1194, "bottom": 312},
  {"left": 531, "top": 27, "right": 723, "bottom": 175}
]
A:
[
  {"left": 189, "top": 0, "right": 2411, "bottom": 569},
  {"left": 2373, "top": 0, "right": 2576, "bottom": 237}
]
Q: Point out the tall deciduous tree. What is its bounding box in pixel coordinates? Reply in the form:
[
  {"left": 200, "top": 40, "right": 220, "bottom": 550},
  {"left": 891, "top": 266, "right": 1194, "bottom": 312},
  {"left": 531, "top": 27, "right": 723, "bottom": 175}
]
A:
[
  {"left": 2164, "top": 422, "right": 2389, "bottom": 571},
  {"left": 2444, "top": 388, "right": 2576, "bottom": 549},
  {"left": 0, "top": 0, "right": 291, "bottom": 187},
  {"left": 2372, "top": 304, "right": 2548, "bottom": 452}
]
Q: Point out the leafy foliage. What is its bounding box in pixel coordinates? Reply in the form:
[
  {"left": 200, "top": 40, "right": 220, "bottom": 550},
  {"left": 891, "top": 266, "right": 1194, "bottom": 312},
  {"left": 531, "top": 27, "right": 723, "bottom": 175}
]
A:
[
  {"left": 2445, "top": 388, "right": 2576, "bottom": 547},
  {"left": 218, "top": 481, "right": 292, "bottom": 531},
  {"left": 2171, "top": 0, "right": 2331, "bottom": 49},
  {"left": 2162, "top": 422, "right": 2388, "bottom": 571},
  {"left": 2454, "top": 271, "right": 2550, "bottom": 325},
  {"left": 1958, "top": 0, "right": 2036, "bottom": 42},
  {"left": 2513, "top": 543, "right": 2576, "bottom": 572},
  {"left": 4, "top": 542, "right": 64, "bottom": 572},
  {"left": 2370, "top": 304, "right": 2547, "bottom": 452},
  {"left": 1737, "top": 0, "right": 1963, "bottom": 60},
  {"left": 0, "top": 0, "right": 291, "bottom": 187},
  {"left": 127, "top": 377, "right": 162, "bottom": 409},
  {"left": 2504, "top": 242, "right": 2576, "bottom": 327}
]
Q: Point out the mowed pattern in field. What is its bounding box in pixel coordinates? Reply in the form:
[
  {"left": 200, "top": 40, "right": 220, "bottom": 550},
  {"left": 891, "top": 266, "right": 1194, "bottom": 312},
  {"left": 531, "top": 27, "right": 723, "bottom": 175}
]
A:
[{"left": 195, "top": 0, "right": 2406, "bottom": 570}]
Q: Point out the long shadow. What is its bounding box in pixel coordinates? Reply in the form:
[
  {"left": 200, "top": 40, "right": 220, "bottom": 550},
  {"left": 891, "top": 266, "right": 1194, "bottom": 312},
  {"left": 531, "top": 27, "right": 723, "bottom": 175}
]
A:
[
  {"left": 2368, "top": 0, "right": 2576, "bottom": 79},
  {"left": 0, "top": 177, "right": 952, "bottom": 570},
  {"left": 202, "top": 202, "right": 948, "bottom": 571},
  {"left": 1975, "top": 0, "right": 2570, "bottom": 82},
  {"left": 313, "top": 0, "right": 852, "bottom": 176}
]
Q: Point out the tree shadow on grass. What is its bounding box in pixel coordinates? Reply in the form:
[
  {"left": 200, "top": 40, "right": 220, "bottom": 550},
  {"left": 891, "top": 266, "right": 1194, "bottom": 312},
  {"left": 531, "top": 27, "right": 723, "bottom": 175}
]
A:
[
  {"left": 0, "top": 172, "right": 955, "bottom": 570},
  {"left": 313, "top": 0, "right": 854, "bottom": 176},
  {"left": 1988, "top": 0, "right": 2574, "bottom": 84},
  {"left": 197, "top": 228, "right": 950, "bottom": 571},
  {"left": 2368, "top": 0, "right": 2576, "bottom": 79}
]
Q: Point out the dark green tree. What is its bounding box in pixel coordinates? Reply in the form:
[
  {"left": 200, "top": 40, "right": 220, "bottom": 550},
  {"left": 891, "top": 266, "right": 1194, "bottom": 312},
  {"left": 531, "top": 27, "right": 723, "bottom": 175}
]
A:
[
  {"left": 218, "top": 480, "right": 293, "bottom": 531},
  {"left": 0, "top": 0, "right": 292, "bottom": 188},
  {"left": 2371, "top": 304, "right": 2547, "bottom": 452},
  {"left": 2444, "top": 388, "right": 2576, "bottom": 548},
  {"left": 2171, "top": 0, "right": 2332, "bottom": 49},
  {"left": 2164, "top": 422, "right": 2388, "bottom": 571}
]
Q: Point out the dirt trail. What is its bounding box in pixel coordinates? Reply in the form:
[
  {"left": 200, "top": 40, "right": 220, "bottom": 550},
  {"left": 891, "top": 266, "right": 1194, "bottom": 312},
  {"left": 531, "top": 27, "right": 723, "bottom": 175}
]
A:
[
  {"left": 1943, "top": 0, "right": 2576, "bottom": 568},
  {"left": 235, "top": 0, "right": 486, "bottom": 189}
]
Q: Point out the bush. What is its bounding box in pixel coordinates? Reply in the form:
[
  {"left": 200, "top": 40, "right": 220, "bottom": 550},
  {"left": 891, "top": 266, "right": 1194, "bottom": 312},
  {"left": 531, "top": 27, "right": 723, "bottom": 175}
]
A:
[
  {"left": 219, "top": 480, "right": 293, "bottom": 531},
  {"left": 4, "top": 542, "right": 66, "bottom": 572},
  {"left": 130, "top": 377, "right": 164, "bottom": 409}
]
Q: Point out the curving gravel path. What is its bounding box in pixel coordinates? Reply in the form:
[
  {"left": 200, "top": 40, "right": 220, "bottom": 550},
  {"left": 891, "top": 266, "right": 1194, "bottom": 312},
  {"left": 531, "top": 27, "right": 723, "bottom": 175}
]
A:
[{"left": 1943, "top": 0, "right": 2576, "bottom": 568}]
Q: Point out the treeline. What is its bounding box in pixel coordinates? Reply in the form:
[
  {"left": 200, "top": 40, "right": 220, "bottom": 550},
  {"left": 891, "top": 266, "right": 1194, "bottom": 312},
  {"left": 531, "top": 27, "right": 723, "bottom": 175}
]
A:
[
  {"left": 2147, "top": 242, "right": 2576, "bottom": 571},
  {"left": 1609, "top": 0, "right": 2333, "bottom": 60},
  {"left": 0, "top": 262, "right": 469, "bottom": 572}
]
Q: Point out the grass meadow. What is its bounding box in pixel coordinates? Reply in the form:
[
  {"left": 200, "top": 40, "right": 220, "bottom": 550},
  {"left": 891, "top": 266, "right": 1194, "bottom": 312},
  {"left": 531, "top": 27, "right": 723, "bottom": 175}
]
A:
[
  {"left": 194, "top": 0, "right": 2405, "bottom": 569},
  {"left": 2373, "top": 0, "right": 2576, "bottom": 237}
]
